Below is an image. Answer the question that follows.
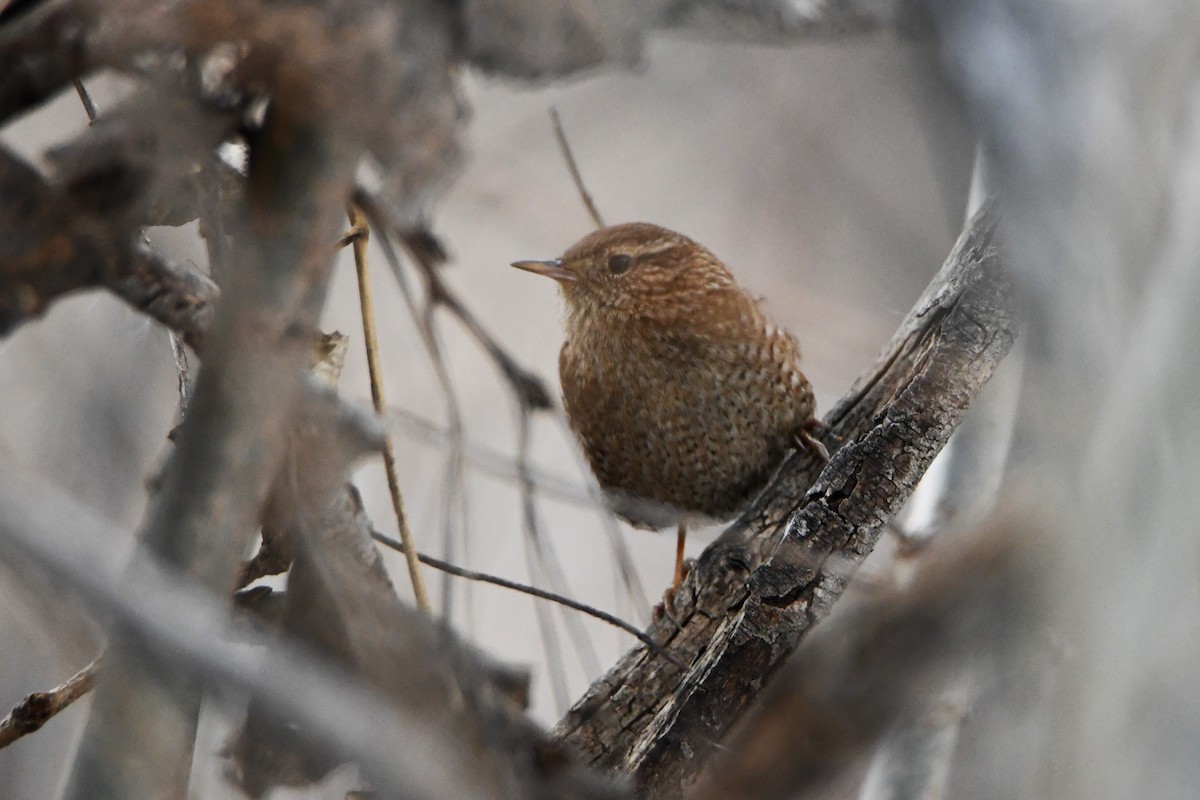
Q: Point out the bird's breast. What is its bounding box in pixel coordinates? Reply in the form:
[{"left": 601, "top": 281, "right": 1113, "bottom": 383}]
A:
[{"left": 559, "top": 322, "right": 813, "bottom": 528}]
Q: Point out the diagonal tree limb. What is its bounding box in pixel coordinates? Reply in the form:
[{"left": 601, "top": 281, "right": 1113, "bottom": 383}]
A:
[
  {"left": 108, "top": 244, "right": 218, "bottom": 353},
  {"left": 0, "top": 652, "right": 102, "bottom": 750},
  {"left": 0, "top": 141, "right": 219, "bottom": 348},
  {"left": 555, "top": 202, "right": 1016, "bottom": 797},
  {"left": 687, "top": 519, "right": 1043, "bottom": 800},
  {"left": 0, "top": 144, "right": 126, "bottom": 334}
]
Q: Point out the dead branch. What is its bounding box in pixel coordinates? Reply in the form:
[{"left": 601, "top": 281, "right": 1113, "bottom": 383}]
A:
[
  {"left": 657, "top": 0, "right": 929, "bottom": 43},
  {"left": 109, "top": 244, "right": 218, "bottom": 353},
  {"left": 688, "top": 518, "right": 1043, "bottom": 800},
  {"left": 0, "top": 144, "right": 126, "bottom": 334},
  {"left": 0, "top": 653, "right": 102, "bottom": 749},
  {"left": 555, "top": 202, "right": 1016, "bottom": 797},
  {"left": 61, "top": 77, "right": 360, "bottom": 800},
  {"left": 369, "top": 530, "right": 684, "bottom": 668},
  {"left": 0, "top": 452, "right": 521, "bottom": 800},
  {"left": 0, "top": 0, "right": 95, "bottom": 125},
  {"left": 0, "top": 138, "right": 218, "bottom": 345},
  {"left": 227, "top": 396, "right": 623, "bottom": 799}
]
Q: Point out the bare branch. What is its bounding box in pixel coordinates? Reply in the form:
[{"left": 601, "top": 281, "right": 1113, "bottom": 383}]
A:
[
  {"left": 0, "top": 460, "right": 510, "bottom": 800},
  {"left": 388, "top": 406, "right": 594, "bottom": 506},
  {"left": 688, "top": 520, "right": 1043, "bottom": 800},
  {"left": 457, "top": 0, "right": 928, "bottom": 80},
  {"left": 0, "top": 135, "right": 218, "bottom": 347},
  {"left": 107, "top": 243, "right": 218, "bottom": 353},
  {"left": 0, "top": 653, "right": 102, "bottom": 750},
  {"left": 550, "top": 107, "right": 605, "bottom": 229},
  {"left": 369, "top": 529, "right": 685, "bottom": 668},
  {"left": 356, "top": 190, "right": 555, "bottom": 412},
  {"left": 0, "top": 0, "right": 95, "bottom": 124},
  {"left": 657, "top": 0, "right": 929, "bottom": 43},
  {"left": 0, "top": 143, "right": 125, "bottom": 334},
  {"left": 347, "top": 203, "right": 432, "bottom": 612},
  {"left": 62, "top": 82, "right": 359, "bottom": 800}
]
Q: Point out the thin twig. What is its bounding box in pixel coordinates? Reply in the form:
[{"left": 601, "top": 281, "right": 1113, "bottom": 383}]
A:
[
  {"left": 369, "top": 531, "right": 684, "bottom": 668},
  {"left": 388, "top": 406, "right": 594, "bottom": 506},
  {"left": 358, "top": 193, "right": 650, "bottom": 639},
  {"left": 550, "top": 107, "right": 605, "bottom": 229},
  {"left": 352, "top": 200, "right": 475, "bottom": 625},
  {"left": 416, "top": 287, "right": 472, "bottom": 621},
  {"left": 72, "top": 78, "right": 97, "bottom": 123},
  {"left": 0, "top": 653, "right": 103, "bottom": 749},
  {"left": 355, "top": 191, "right": 554, "bottom": 412},
  {"left": 516, "top": 405, "right": 572, "bottom": 709},
  {"left": 357, "top": 193, "right": 623, "bottom": 680},
  {"left": 338, "top": 225, "right": 366, "bottom": 249},
  {"left": 388, "top": 406, "right": 650, "bottom": 622},
  {"left": 347, "top": 204, "right": 431, "bottom": 613},
  {"left": 517, "top": 405, "right": 602, "bottom": 681},
  {"left": 549, "top": 410, "right": 651, "bottom": 623}
]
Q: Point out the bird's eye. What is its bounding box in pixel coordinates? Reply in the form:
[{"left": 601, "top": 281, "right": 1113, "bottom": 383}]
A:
[{"left": 608, "top": 253, "right": 632, "bottom": 275}]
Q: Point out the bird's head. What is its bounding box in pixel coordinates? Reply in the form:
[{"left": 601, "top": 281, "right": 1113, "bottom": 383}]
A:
[{"left": 511, "top": 222, "right": 737, "bottom": 324}]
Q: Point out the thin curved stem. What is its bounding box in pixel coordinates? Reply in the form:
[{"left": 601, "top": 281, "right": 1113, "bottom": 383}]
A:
[{"left": 347, "top": 204, "right": 430, "bottom": 613}]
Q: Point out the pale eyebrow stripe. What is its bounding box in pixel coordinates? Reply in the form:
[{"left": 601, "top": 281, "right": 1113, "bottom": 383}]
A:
[{"left": 635, "top": 240, "right": 688, "bottom": 259}]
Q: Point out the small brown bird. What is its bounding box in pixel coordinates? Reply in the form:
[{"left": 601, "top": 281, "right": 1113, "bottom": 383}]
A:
[{"left": 513, "top": 222, "right": 824, "bottom": 600}]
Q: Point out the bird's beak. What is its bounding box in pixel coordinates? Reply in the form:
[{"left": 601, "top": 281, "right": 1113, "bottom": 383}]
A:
[{"left": 511, "top": 259, "right": 576, "bottom": 283}]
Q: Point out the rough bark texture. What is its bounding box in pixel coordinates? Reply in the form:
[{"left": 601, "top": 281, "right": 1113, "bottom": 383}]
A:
[
  {"left": 554, "top": 203, "right": 1014, "bottom": 797},
  {"left": 688, "top": 520, "right": 1041, "bottom": 800}
]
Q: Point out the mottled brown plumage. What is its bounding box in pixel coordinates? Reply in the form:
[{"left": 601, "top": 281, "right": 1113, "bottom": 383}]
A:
[{"left": 513, "top": 223, "right": 818, "bottom": 544}]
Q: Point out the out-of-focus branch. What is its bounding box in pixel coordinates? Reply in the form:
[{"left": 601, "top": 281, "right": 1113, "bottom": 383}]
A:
[
  {"left": 0, "top": 139, "right": 219, "bottom": 347},
  {"left": 356, "top": 191, "right": 555, "bottom": 412},
  {"left": 369, "top": 530, "right": 684, "bottom": 669},
  {"left": 0, "top": 0, "right": 95, "bottom": 124},
  {"left": 556, "top": 203, "right": 1016, "bottom": 797},
  {"left": 227, "top": 397, "right": 624, "bottom": 799},
  {"left": 62, "top": 88, "right": 358, "bottom": 799},
  {"left": 388, "top": 407, "right": 594, "bottom": 506},
  {"left": 458, "top": 0, "right": 927, "bottom": 81},
  {"left": 856, "top": 690, "right": 970, "bottom": 800},
  {"left": 658, "top": 0, "right": 928, "bottom": 43},
  {"left": 0, "top": 459, "right": 501, "bottom": 800},
  {"left": 0, "top": 144, "right": 125, "bottom": 335},
  {"left": 688, "top": 520, "right": 1043, "bottom": 800},
  {"left": 108, "top": 244, "right": 218, "bottom": 353},
  {"left": 0, "top": 653, "right": 102, "bottom": 750}
]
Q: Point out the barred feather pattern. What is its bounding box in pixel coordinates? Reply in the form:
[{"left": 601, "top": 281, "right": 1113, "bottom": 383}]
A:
[{"left": 555, "top": 223, "right": 816, "bottom": 528}]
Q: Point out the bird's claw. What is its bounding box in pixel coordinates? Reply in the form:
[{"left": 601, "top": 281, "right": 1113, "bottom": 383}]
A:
[{"left": 653, "top": 560, "right": 692, "bottom": 626}]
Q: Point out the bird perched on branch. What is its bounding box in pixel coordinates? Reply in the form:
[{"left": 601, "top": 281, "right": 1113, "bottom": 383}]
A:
[{"left": 513, "top": 222, "right": 826, "bottom": 606}]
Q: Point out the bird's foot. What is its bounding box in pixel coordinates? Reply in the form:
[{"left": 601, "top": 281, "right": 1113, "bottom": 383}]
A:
[
  {"left": 653, "top": 560, "right": 692, "bottom": 626},
  {"left": 795, "top": 419, "right": 832, "bottom": 464}
]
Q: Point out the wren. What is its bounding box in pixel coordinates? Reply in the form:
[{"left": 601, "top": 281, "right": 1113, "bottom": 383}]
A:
[{"left": 513, "top": 222, "right": 823, "bottom": 599}]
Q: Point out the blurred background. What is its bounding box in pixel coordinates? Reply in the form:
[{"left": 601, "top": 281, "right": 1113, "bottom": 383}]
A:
[
  {"left": 0, "top": 35, "right": 973, "bottom": 795},
  {"left": 6, "top": 4, "right": 1198, "bottom": 797}
]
